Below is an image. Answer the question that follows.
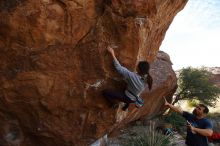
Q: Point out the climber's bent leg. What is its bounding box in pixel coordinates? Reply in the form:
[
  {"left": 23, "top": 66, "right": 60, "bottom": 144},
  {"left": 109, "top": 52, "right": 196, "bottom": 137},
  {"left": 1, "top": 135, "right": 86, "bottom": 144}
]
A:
[{"left": 102, "top": 89, "right": 134, "bottom": 110}]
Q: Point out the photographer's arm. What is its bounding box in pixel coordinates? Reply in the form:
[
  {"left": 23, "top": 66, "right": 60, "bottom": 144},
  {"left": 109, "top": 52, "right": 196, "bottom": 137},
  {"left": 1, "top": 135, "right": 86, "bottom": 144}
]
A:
[
  {"left": 164, "top": 97, "right": 183, "bottom": 114},
  {"left": 188, "top": 123, "right": 213, "bottom": 136}
]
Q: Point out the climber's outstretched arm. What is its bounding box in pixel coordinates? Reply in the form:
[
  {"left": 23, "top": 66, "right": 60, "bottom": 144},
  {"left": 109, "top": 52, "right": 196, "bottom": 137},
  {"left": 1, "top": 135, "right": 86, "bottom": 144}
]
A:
[{"left": 107, "top": 46, "right": 133, "bottom": 79}]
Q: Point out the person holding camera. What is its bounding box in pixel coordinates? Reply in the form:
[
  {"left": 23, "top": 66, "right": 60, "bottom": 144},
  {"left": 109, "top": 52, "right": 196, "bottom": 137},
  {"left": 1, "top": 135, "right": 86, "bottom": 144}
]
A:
[{"left": 164, "top": 97, "right": 213, "bottom": 146}]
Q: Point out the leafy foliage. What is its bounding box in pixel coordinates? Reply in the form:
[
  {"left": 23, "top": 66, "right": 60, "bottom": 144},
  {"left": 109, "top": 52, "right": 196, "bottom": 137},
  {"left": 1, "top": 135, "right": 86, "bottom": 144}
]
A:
[
  {"left": 163, "top": 112, "right": 185, "bottom": 131},
  {"left": 174, "top": 67, "right": 220, "bottom": 106}
]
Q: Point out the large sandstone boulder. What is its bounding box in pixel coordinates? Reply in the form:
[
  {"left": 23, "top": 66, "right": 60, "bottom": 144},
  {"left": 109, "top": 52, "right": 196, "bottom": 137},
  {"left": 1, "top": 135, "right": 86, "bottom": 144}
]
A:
[{"left": 0, "top": 0, "right": 187, "bottom": 145}]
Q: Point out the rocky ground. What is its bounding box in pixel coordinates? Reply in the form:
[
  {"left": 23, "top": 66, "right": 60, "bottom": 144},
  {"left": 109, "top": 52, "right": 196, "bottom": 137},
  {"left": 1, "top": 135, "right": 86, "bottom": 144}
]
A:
[{"left": 107, "top": 121, "right": 186, "bottom": 146}]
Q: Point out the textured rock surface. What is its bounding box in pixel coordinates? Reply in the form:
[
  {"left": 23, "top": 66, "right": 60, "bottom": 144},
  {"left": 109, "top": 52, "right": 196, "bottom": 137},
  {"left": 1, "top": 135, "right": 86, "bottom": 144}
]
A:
[
  {"left": 0, "top": 0, "right": 187, "bottom": 145},
  {"left": 206, "top": 67, "right": 220, "bottom": 88}
]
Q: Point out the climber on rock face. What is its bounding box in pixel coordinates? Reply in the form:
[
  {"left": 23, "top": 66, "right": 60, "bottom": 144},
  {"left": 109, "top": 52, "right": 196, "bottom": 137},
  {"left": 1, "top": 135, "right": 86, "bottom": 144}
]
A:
[{"left": 103, "top": 46, "right": 153, "bottom": 111}]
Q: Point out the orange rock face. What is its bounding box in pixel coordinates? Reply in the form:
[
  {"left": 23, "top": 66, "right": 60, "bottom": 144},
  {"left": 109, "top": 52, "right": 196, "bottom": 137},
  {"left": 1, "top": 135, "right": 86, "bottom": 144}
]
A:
[{"left": 0, "top": 0, "right": 187, "bottom": 145}]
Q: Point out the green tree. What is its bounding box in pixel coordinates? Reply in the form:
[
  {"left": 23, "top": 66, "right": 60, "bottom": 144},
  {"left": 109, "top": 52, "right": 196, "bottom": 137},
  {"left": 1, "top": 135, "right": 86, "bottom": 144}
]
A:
[{"left": 172, "top": 67, "right": 220, "bottom": 106}]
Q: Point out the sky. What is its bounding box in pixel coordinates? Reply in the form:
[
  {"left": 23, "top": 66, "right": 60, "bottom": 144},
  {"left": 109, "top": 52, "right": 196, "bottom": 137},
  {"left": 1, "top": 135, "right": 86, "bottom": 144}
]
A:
[{"left": 160, "top": 0, "right": 220, "bottom": 71}]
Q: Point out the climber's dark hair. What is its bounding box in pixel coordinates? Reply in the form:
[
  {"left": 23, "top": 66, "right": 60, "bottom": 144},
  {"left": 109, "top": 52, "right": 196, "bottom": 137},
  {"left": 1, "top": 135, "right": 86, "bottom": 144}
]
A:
[
  {"left": 137, "top": 61, "right": 153, "bottom": 90},
  {"left": 138, "top": 61, "right": 149, "bottom": 75}
]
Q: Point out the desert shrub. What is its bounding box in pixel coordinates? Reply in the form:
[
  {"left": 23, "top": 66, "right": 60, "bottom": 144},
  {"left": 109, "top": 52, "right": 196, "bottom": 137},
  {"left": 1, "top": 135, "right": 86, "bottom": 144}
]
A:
[
  {"left": 123, "top": 122, "right": 173, "bottom": 146},
  {"left": 163, "top": 112, "right": 185, "bottom": 131}
]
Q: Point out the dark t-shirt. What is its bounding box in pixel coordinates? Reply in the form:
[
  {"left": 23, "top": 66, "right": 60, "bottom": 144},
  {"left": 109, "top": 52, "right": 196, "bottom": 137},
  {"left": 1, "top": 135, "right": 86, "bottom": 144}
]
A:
[{"left": 182, "top": 111, "right": 213, "bottom": 146}]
